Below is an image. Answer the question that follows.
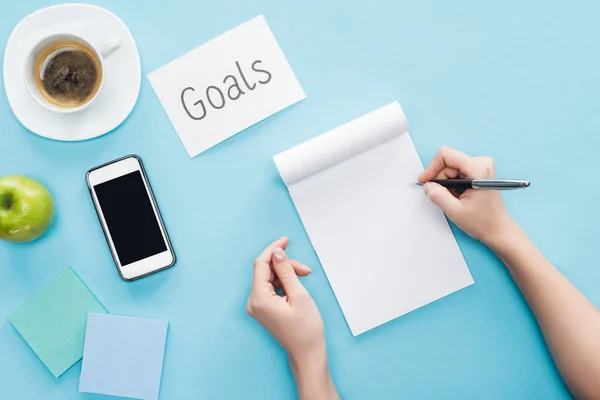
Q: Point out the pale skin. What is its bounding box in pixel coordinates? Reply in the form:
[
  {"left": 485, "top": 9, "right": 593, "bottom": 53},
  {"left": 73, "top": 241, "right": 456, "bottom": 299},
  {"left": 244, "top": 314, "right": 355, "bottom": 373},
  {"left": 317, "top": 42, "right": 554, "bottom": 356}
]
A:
[{"left": 247, "top": 146, "right": 600, "bottom": 400}]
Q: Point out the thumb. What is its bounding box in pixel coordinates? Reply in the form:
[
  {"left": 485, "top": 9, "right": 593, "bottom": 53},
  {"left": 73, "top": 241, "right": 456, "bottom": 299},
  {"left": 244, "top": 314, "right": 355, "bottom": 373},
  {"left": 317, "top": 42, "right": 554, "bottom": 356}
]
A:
[
  {"left": 423, "top": 182, "right": 462, "bottom": 219},
  {"left": 272, "top": 247, "right": 307, "bottom": 297}
]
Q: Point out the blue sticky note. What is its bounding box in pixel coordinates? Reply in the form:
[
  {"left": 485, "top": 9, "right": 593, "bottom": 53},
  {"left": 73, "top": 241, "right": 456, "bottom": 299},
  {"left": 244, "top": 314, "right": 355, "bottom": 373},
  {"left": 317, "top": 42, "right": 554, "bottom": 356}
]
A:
[
  {"left": 79, "top": 313, "right": 168, "bottom": 400},
  {"left": 9, "top": 267, "right": 107, "bottom": 377}
]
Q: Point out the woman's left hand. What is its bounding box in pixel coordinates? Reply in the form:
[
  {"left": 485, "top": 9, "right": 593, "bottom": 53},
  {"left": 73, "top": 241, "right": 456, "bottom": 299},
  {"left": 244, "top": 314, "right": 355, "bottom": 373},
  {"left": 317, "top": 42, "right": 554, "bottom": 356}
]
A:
[
  {"left": 246, "top": 237, "right": 339, "bottom": 400},
  {"left": 246, "top": 237, "right": 325, "bottom": 361}
]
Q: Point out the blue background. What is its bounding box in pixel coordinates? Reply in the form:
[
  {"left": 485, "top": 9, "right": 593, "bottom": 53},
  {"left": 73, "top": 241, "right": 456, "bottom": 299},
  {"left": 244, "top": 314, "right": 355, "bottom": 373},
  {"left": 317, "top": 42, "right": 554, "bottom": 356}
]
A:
[{"left": 1, "top": 0, "right": 599, "bottom": 398}]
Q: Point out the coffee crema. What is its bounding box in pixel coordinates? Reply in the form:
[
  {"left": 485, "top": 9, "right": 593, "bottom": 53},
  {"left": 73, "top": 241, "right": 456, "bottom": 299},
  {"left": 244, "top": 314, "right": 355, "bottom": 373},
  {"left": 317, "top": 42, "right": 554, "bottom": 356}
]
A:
[{"left": 35, "top": 41, "right": 102, "bottom": 108}]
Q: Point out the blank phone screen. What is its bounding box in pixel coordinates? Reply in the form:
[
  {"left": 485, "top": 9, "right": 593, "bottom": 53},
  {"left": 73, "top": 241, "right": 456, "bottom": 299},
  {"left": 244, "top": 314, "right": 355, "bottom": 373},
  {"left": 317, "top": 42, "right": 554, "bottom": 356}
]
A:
[{"left": 94, "top": 171, "right": 167, "bottom": 266}]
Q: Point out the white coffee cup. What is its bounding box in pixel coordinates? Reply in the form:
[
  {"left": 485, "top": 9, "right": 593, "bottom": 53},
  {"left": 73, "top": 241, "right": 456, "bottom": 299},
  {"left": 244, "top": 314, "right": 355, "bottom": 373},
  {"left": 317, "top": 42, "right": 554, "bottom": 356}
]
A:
[{"left": 24, "top": 33, "right": 121, "bottom": 114}]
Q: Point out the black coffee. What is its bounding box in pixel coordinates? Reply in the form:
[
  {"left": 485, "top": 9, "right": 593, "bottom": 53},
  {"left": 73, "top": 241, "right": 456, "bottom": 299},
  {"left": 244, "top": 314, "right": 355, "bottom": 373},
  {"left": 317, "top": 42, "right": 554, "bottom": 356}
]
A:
[{"left": 36, "top": 41, "right": 102, "bottom": 107}]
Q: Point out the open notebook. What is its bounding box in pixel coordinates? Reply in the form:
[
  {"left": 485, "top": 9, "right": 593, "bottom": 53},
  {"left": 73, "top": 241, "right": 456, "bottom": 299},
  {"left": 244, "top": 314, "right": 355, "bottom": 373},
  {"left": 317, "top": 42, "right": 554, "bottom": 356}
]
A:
[{"left": 274, "top": 102, "right": 474, "bottom": 336}]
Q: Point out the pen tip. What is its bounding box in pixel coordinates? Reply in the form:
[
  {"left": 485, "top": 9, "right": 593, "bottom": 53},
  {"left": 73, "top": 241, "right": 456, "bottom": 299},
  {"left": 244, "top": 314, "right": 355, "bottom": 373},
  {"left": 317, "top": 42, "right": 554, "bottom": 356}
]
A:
[{"left": 524, "top": 181, "right": 531, "bottom": 188}]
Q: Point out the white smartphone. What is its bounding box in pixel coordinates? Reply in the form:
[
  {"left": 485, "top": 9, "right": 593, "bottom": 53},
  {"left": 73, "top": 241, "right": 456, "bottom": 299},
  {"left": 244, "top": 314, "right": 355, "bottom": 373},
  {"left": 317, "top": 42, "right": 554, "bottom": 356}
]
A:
[{"left": 86, "top": 155, "right": 176, "bottom": 281}]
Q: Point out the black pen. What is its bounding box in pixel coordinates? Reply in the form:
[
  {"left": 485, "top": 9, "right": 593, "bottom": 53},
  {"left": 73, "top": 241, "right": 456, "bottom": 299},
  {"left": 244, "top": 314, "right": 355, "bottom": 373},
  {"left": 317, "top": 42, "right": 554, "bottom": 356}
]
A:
[{"left": 417, "top": 179, "right": 530, "bottom": 190}]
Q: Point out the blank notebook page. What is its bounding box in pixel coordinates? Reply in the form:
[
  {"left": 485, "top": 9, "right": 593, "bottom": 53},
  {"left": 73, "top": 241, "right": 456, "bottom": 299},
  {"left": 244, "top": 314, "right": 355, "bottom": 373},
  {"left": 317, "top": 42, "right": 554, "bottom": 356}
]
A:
[{"left": 274, "top": 102, "right": 474, "bottom": 336}]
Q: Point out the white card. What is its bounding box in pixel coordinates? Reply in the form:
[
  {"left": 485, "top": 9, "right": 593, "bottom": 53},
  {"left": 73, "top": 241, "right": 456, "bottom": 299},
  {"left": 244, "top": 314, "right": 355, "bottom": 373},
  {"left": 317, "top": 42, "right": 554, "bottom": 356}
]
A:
[
  {"left": 148, "top": 16, "right": 306, "bottom": 157},
  {"left": 274, "top": 103, "right": 474, "bottom": 336}
]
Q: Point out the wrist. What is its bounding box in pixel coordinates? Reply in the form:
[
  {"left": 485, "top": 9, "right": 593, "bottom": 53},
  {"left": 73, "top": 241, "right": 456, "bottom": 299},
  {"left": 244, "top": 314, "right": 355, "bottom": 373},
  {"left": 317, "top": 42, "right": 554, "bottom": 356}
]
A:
[
  {"left": 289, "top": 344, "right": 336, "bottom": 399},
  {"left": 482, "top": 218, "right": 523, "bottom": 253},
  {"left": 289, "top": 343, "right": 328, "bottom": 378}
]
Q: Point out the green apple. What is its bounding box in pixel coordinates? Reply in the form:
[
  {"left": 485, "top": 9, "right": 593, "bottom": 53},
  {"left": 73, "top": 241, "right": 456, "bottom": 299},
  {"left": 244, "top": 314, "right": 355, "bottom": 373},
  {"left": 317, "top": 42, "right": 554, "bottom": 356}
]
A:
[{"left": 0, "top": 175, "right": 54, "bottom": 243}]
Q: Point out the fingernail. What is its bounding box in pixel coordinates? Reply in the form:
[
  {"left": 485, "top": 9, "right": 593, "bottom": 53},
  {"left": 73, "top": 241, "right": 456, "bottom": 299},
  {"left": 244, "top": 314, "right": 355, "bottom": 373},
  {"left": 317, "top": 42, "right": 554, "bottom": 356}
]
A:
[
  {"left": 304, "top": 265, "right": 312, "bottom": 272},
  {"left": 418, "top": 171, "right": 425, "bottom": 181},
  {"left": 273, "top": 247, "right": 287, "bottom": 262},
  {"left": 423, "top": 182, "right": 431, "bottom": 194}
]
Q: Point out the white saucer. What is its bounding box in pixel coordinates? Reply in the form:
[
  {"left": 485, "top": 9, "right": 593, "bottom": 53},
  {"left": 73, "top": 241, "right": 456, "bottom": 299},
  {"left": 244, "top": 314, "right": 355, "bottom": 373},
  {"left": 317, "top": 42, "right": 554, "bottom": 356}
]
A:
[{"left": 3, "top": 4, "right": 141, "bottom": 141}]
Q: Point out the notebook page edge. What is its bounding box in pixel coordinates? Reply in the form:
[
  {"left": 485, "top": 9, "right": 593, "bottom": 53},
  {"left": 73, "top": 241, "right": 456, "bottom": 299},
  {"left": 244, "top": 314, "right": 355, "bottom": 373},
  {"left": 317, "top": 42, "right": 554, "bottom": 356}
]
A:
[{"left": 273, "top": 102, "right": 409, "bottom": 185}]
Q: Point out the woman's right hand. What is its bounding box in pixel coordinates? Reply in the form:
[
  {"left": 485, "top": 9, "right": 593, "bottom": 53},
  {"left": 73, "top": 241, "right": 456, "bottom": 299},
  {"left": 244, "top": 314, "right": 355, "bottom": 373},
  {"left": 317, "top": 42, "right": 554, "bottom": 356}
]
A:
[{"left": 418, "top": 146, "right": 515, "bottom": 246}]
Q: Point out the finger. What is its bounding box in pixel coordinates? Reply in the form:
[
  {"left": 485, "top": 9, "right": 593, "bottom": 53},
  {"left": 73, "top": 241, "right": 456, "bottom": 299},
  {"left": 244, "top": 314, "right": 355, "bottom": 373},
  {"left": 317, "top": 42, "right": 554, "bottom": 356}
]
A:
[
  {"left": 471, "top": 156, "right": 496, "bottom": 178},
  {"left": 274, "top": 262, "right": 310, "bottom": 293},
  {"left": 256, "top": 237, "right": 289, "bottom": 265},
  {"left": 268, "top": 259, "right": 308, "bottom": 283},
  {"left": 271, "top": 247, "right": 308, "bottom": 298},
  {"left": 420, "top": 147, "right": 475, "bottom": 182},
  {"left": 291, "top": 259, "right": 312, "bottom": 277},
  {"left": 423, "top": 182, "right": 463, "bottom": 220},
  {"left": 253, "top": 237, "right": 289, "bottom": 290},
  {"left": 434, "top": 167, "right": 460, "bottom": 180}
]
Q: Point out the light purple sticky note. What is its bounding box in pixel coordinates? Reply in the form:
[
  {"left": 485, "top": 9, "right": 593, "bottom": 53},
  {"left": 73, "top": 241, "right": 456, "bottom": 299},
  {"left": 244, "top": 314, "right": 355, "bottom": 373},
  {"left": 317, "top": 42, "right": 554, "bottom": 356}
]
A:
[{"left": 79, "top": 314, "right": 168, "bottom": 400}]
